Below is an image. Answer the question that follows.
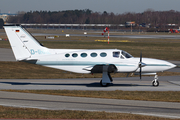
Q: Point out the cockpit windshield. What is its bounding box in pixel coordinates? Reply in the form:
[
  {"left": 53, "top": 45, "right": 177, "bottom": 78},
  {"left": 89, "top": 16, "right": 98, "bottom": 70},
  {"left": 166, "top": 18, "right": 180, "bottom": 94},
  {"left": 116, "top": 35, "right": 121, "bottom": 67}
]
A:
[{"left": 121, "top": 50, "right": 133, "bottom": 58}]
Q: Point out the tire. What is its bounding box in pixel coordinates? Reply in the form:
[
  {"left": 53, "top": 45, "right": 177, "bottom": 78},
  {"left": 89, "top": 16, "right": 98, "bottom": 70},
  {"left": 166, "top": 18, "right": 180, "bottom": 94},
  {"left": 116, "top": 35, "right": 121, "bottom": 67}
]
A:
[
  {"left": 100, "top": 80, "right": 109, "bottom": 87},
  {"left": 152, "top": 80, "right": 159, "bottom": 87}
]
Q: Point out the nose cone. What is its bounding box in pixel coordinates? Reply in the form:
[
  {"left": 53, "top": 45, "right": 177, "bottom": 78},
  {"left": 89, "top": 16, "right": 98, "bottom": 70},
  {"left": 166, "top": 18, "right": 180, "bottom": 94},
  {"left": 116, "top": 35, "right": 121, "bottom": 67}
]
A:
[
  {"left": 167, "top": 62, "right": 177, "bottom": 69},
  {"left": 133, "top": 58, "right": 177, "bottom": 72},
  {"left": 143, "top": 58, "right": 177, "bottom": 72}
]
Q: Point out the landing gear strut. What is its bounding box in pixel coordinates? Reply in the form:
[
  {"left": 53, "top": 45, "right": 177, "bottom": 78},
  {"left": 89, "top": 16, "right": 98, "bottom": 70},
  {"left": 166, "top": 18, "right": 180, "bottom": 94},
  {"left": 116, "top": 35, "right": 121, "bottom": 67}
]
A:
[
  {"left": 152, "top": 74, "right": 159, "bottom": 87},
  {"left": 100, "top": 72, "right": 113, "bottom": 87},
  {"left": 100, "top": 66, "right": 114, "bottom": 87}
]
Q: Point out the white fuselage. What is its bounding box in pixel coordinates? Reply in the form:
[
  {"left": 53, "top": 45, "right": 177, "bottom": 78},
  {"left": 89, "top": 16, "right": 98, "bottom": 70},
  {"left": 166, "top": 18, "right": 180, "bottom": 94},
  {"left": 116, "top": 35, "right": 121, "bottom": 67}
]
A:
[{"left": 28, "top": 49, "right": 176, "bottom": 74}]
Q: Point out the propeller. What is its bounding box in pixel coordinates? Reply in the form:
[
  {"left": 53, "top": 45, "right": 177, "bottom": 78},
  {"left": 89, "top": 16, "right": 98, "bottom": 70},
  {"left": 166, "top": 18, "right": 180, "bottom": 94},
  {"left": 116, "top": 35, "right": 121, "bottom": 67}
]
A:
[
  {"left": 139, "top": 52, "right": 142, "bottom": 79},
  {"left": 131, "top": 52, "right": 146, "bottom": 79},
  {"left": 139, "top": 52, "right": 146, "bottom": 79}
]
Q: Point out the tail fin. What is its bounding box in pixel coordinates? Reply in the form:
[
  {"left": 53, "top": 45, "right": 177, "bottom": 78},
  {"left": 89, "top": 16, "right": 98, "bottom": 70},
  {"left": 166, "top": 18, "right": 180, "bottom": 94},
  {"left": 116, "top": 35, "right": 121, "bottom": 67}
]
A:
[{"left": 4, "top": 24, "right": 49, "bottom": 61}]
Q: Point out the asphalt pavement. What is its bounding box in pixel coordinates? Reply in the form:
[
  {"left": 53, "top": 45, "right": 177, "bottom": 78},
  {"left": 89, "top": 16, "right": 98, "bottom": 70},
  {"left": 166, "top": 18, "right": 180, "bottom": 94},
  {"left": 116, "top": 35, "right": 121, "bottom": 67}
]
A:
[{"left": 1, "top": 91, "right": 180, "bottom": 119}]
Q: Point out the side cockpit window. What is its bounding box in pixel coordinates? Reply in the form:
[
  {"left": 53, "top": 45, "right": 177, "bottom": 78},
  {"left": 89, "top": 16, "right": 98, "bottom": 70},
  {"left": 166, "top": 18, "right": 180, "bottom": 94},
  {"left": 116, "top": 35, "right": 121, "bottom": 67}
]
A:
[
  {"left": 113, "top": 51, "right": 120, "bottom": 58},
  {"left": 121, "top": 51, "right": 133, "bottom": 58},
  {"left": 120, "top": 55, "right": 125, "bottom": 59}
]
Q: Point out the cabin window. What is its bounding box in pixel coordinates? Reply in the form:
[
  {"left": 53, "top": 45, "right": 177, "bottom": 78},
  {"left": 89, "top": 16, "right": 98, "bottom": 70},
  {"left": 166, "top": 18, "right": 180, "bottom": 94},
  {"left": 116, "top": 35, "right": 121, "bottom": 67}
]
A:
[
  {"left": 81, "top": 53, "right": 87, "bottom": 57},
  {"left": 65, "top": 53, "right": 70, "bottom": 57},
  {"left": 72, "top": 53, "right": 78, "bottom": 57},
  {"left": 113, "top": 51, "right": 120, "bottom": 58},
  {"left": 100, "top": 52, "right": 107, "bottom": 57},
  {"left": 91, "top": 53, "right": 97, "bottom": 57}
]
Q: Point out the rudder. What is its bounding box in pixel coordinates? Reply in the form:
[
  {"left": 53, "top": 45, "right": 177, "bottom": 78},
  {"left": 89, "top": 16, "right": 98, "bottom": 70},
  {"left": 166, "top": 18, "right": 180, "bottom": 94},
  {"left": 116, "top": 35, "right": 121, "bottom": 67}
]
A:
[{"left": 4, "top": 25, "right": 48, "bottom": 61}]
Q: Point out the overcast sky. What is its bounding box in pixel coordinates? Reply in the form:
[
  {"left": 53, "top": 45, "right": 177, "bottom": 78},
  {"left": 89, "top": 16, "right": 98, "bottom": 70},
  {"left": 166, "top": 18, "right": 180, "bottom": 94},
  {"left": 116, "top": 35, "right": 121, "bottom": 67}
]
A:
[{"left": 1, "top": 0, "right": 180, "bottom": 14}]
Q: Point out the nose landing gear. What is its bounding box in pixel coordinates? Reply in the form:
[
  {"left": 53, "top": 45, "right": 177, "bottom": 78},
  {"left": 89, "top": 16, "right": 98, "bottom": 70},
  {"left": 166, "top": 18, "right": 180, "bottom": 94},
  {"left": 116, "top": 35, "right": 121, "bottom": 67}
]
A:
[{"left": 152, "top": 74, "right": 159, "bottom": 86}]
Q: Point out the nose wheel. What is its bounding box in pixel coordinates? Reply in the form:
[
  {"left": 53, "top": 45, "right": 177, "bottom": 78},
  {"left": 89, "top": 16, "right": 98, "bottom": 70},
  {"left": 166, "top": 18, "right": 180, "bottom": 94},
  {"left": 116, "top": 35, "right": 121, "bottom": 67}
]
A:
[{"left": 152, "top": 75, "right": 159, "bottom": 87}]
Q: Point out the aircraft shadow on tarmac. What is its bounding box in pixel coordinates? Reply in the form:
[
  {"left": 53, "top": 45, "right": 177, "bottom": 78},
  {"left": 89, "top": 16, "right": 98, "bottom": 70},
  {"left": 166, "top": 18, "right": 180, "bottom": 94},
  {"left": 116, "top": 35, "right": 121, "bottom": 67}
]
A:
[
  {"left": 0, "top": 82, "right": 150, "bottom": 87},
  {"left": 89, "top": 83, "right": 150, "bottom": 87}
]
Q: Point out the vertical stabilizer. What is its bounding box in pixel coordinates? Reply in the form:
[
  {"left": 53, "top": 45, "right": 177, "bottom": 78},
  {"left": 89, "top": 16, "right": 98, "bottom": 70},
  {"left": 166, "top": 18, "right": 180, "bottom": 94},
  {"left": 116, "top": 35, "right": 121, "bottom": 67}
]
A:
[{"left": 4, "top": 25, "right": 49, "bottom": 61}]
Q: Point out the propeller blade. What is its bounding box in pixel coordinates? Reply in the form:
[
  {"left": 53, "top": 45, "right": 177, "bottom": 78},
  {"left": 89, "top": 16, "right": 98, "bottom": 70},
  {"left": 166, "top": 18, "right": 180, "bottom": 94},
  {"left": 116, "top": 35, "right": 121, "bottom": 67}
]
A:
[
  {"left": 139, "top": 52, "right": 142, "bottom": 79},
  {"left": 140, "top": 66, "right": 142, "bottom": 79},
  {"left": 131, "top": 52, "right": 145, "bottom": 79}
]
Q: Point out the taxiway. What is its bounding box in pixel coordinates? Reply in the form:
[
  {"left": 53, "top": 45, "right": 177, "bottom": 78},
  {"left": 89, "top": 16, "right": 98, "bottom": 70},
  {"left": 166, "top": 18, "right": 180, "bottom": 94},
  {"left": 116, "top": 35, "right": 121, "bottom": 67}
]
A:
[
  {"left": 0, "top": 91, "right": 180, "bottom": 119},
  {"left": 0, "top": 76, "right": 180, "bottom": 91}
]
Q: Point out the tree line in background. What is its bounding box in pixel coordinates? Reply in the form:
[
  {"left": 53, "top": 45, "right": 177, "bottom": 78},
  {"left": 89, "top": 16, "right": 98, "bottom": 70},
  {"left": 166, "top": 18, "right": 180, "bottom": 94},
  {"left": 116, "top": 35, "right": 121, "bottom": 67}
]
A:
[{"left": 6, "top": 9, "right": 180, "bottom": 31}]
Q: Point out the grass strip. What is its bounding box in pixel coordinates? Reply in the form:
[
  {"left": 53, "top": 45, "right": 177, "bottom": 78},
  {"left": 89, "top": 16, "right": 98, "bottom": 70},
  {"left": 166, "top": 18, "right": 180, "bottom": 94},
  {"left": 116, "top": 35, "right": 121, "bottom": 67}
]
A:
[
  {"left": 0, "top": 105, "right": 174, "bottom": 119},
  {"left": 2, "top": 90, "right": 180, "bottom": 103}
]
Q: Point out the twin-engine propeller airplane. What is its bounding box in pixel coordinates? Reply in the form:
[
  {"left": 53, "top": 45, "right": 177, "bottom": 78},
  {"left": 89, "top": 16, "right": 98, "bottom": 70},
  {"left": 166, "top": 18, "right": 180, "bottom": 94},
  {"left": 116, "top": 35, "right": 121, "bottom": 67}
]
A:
[{"left": 4, "top": 25, "right": 176, "bottom": 87}]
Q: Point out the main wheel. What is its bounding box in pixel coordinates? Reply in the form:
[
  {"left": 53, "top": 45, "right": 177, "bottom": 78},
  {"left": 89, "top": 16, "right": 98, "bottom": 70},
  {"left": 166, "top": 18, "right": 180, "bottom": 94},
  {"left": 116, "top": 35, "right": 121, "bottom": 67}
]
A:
[
  {"left": 152, "top": 80, "right": 159, "bottom": 87},
  {"left": 100, "top": 80, "right": 109, "bottom": 87}
]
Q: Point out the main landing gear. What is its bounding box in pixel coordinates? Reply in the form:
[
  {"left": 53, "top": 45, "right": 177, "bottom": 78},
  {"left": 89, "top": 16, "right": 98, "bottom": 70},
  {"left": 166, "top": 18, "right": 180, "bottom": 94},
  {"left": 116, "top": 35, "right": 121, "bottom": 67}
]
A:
[
  {"left": 100, "top": 73, "right": 113, "bottom": 87},
  {"left": 100, "top": 66, "right": 113, "bottom": 87},
  {"left": 152, "top": 74, "right": 159, "bottom": 87}
]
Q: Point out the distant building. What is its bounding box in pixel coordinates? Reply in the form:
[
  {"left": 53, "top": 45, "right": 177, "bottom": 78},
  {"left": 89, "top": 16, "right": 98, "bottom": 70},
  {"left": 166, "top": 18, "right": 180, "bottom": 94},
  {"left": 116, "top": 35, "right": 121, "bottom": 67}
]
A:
[
  {"left": 0, "top": 13, "right": 16, "bottom": 22},
  {"left": 139, "top": 23, "right": 150, "bottom": 28},
  {"left": 166, "top": 23, "right": 178, "bottom": 27},
  {"left": 125, "top": 21, "right": 136, "bottom": 27}
]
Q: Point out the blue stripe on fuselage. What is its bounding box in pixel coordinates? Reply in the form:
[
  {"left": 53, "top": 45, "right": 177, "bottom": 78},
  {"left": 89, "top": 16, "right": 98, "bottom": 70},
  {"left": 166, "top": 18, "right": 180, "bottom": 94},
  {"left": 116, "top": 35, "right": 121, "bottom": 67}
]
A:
[{"left": 33, "top": 61, "right": 135, "bottom": 66}]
